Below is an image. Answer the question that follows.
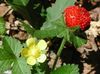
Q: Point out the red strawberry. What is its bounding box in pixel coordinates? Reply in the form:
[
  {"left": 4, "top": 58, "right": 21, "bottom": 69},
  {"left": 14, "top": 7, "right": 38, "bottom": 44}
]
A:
[{"left": 64, "top": 6, "right": 91, "bottom": 30}]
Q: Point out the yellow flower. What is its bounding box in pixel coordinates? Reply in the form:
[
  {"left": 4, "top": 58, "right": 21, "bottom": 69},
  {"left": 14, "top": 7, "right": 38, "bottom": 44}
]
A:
[
  {"left": 21, "top": 37, "right": 47, "bottom": 65},
  {"left": 28, "top": 47, "right": 41, "bottom": 58}
]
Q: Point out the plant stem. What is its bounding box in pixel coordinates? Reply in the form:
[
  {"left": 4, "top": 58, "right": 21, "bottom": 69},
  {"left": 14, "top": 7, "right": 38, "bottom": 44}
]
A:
[{"left": 52, "top": 37, "right": 66, "bottom": 70}]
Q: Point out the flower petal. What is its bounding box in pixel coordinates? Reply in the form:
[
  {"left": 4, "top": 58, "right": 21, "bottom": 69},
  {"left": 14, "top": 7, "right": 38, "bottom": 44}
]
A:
[
  {"left": 37, "top": 40, "right": 47, "bottom": 50},
  {"left": 26, "top": 37, "right": 37, "bottom": 47},
  {"left": 27, "top": 56, "right": 36, "bottom": 65},
  {"left": 21, "top": 48, "right": 29, "bottom": 57},
  {"left": 37, "top": 54, "right": 46, "bottom": 63}
]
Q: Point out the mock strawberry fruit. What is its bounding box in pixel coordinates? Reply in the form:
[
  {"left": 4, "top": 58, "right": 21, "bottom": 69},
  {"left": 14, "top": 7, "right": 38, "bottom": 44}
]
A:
[{"left": 64, "top": 6, "right": 91, "bottom": 30}]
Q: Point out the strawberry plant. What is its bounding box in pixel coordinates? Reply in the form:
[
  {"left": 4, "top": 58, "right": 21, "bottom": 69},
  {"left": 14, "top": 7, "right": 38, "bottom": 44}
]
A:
[{"left": 0, "top": 0, "right": 92, "bottom": 74}]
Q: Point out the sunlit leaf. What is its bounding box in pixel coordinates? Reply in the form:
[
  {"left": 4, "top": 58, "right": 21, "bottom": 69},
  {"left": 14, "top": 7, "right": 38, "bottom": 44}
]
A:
[
  {"left": 34, "top": 16, "right": 66, "bottom": 38},
  {"left": 0, "top": 60, "right": 13, "bottom": 73},
  {"left": 12, "top": 58, "right": 31, "bottom": 74},
  {"left": 47, "top": 0, "right": 74, "bottom": 21},
  {"left": 3, "top": 36, "right": 22, "bottom": 57}
]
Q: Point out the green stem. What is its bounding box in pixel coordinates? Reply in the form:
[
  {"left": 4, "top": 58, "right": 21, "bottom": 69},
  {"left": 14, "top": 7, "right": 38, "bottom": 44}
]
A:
[{"left": 52, "top": 37, "right": 66, "bottom": 70}]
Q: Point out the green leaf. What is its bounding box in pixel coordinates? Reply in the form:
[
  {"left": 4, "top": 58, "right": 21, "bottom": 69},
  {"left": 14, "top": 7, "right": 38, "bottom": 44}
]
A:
[
  {"left": 7, "top": 0, "right": 29, "bottom": 6},
  {"left": 34, "top": 27, "right": 65, "bottom": 38},
  {"left": 47, "top": 0, "right": 74, "bottom": 21},
  {"left": 21, "top": 21, "right": 35, "bottom": 35},
  {"left": 51, "top": 64, "right": 79, "bottom": 74},
  {"left": 41, "top": 16, "right": 66, "bottom": 30},
  {"left": 0, "top": 17, "right": 6, "bottom": 35},
  {"left": 7, "top": 0, "right": 40, "bottom": 29},
  {"left": 0, "top": 36, "right": 23, "bottom": 73},
  {"left": 12, "top": 58, "right": 31, "bottom": 74},
  {"left": 34, "top": 66, "right": 45, "bottom": 74},
  {"left": 34, "top": 17, "right": 66, "bottom": 38},
  {"left": 0, "top": 60, "right": 13, "bottom": 73},
  {"left": 32, "top": 62, "right": 49, "bottom": 74},
  {"left": 57, "top": 29, "right": 70, "bottom": 42},
  {"left": 69, "top": 26, "right": 80, "bottom": 32},
  {"left": 70, "top": 33, "right": 87, "bottom": 48},
  {"left": 0, "top": 48, "right": 15, "bottom": 60},
  {"left": 3, "top": 36, "right": 22, "bottom": 57},
  {"left": 0, "top": 37, "right": 31, "bottom": 74}
]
